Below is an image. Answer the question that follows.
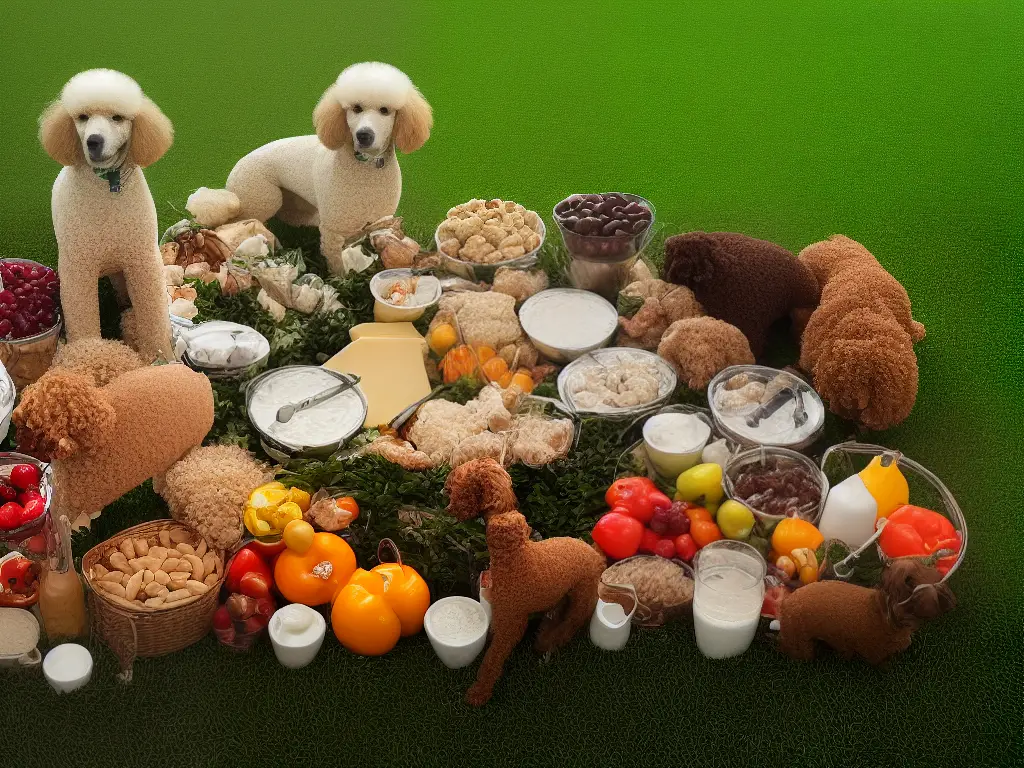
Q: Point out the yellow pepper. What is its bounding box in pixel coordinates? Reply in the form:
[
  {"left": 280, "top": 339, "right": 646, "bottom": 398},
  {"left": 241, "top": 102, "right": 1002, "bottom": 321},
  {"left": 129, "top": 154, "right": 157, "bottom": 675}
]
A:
[{"left": 243, "top": 482, "right": 312, "bottom": 537}]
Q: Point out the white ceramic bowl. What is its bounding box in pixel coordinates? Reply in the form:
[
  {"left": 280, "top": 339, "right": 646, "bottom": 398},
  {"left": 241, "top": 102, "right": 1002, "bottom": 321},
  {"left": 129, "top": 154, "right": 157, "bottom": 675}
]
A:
[
  {"left": 518, "top": 288, "right": 619, "bottom": 363},
  {"left": 423, "top": 596, "right": 489, "bottom": 669},
  {"left": 43, "top": 643, "right": 92, "bottom": 693},
  {"left": 642, "top": 411, "right": 713, "bottom": 478},
  {"left": 370, "top": 269, "right": 442, "bottom": 323},
  {"left": 268, "top": 604, "right": 326, "bottom": 669}
]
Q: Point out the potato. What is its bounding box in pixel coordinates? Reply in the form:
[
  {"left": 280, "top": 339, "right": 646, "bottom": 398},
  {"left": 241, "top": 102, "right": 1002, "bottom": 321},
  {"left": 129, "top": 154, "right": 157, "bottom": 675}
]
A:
[
  {"left": 143, "top": 569, "right": 155, "bottom": 584},
  {"left": 169, "top": 528, "right": 190, "bottom": 544},
  {"left": 124, "top": 571, "right": 144, "bottom": 602},
  {"left": 159, "top": 529, "right": 171, "bottom": 548},
  {"left": 145, "top": 582, "right": 169, "bottom": 598},
  {"left": 119, "top": 539, "right": 136, "bottom": 560},
  {"left": 108, "top": 552, "right": 132, "bottom": 574},
  {"left": 196, "top": 540, "right": 208, "bottom": 559},
  {"left": 164, "top": 588, "right": 191, "bottom": 603},
  {"left": 182, "top": 555, "right": 205, "bottom": 582},
  {"left": 134, "top": 537, "right": 150, "bottom": 556},
  {"left": 185, "top": 580, "right": 209, "bottom": 596},
  {"left": 144, "top": 597, "right": 165, "bottom": 608},
  {"left": 176, "top": 543, "right": 196, "bottom": 556},
  {"left": 154, "top": 571, "right": 171, "bottom": 586}
]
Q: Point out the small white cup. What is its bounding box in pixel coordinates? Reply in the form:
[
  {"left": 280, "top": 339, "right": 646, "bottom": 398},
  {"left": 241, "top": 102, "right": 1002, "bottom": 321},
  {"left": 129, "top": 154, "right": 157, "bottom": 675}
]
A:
[
  {"left": 589, "top": 598, "right": 636, "bottom": 651},
  {"left": 269, "top": 604, "right": 326, "bottom": 670},
  {"left": 424, "top": 596, "right": 489, "bottom": 669},
  {"left": 643, "top": 412, "right": 711, "bottom": 478},
  {"left": 43, "top": 643, "right": 92, "bottom": 693}
]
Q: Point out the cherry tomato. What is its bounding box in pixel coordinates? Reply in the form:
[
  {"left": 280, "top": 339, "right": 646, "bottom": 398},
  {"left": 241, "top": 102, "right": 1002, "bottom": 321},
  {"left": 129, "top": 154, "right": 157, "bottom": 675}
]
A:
[
  {"left": 225, "top": 548, "right": 272, "bottom": 593},
  {"left": 239, "top": 571, "right": 272, "bottom": 600},
  {"left": 9, "top": 464, "right": 40, "bottom": 491},
  {"left": 673, "top": 533, "right": 698, "bottom": 562},
  {"left": 639, "top": 528, "right": 660, "bottom": 554},
  {"left": 690, "top": 518, "right": 723, "bottom": 549},
  {"left": 591, "top": 511, "right": 644, "bottom": 560},
  {"left": 0, "top": 502, "right": 24, "bottom": 529},
  {"left": 652, "top": 537, "right": 677, "bottom": 559},
  {"left": 18, "top": 498, "right": 45, "bottom": 525}
]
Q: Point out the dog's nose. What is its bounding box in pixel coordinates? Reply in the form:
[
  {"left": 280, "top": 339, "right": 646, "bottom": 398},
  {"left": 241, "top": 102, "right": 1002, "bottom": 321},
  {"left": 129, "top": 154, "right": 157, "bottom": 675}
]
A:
[
  {"left": 86, "top": 134, "right": 104, "bottom": 154},
  {"left": 355, "top": 129, "right": 374, "bottom": 147}
]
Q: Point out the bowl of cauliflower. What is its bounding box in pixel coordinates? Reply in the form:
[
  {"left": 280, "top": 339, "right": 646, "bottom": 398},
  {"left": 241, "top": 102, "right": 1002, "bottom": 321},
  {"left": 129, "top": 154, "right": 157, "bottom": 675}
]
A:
[{"left": 435, "top": 199, "right": 546, "bottom": 282}]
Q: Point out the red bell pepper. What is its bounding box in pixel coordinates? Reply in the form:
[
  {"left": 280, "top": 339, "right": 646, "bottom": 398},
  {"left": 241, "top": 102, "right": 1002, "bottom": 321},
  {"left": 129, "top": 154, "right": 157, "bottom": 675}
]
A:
[
  {"left": 1, "top": 556, "right": 37, "bottom": 594},
  {"left": 604, "top": 477, "right": 672, "bottom": 524},
  {"left": 878, "top": 505, "right": 961, "bottom": 575},
  {"left": 225, "top": 547, "right": 273, "bottom": 593}
]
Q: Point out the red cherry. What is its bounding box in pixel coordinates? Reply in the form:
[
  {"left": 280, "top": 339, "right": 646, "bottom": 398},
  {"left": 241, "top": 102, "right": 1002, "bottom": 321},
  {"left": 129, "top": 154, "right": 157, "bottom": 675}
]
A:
[
  {"left": 19, "top": 498, "right": 45, "bottom": 525},
  {"left": 0, "top": 290, "right": 14, "bottom": 304},
  {"left": 9, "top": 465, "right": 40, "bottom": 490},
  {"left": 213, "top": 605, "right": 232, "bottom": 631},
  {"left": 0, "top": 502, "right": 24, "bottom": 529}
]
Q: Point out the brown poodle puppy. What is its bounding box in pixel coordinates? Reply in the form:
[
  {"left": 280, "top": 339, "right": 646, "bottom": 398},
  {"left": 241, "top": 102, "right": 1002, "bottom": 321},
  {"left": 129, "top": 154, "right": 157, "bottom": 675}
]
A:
[
  {"left": 13, "top": 363, "right": 213, "bottom": 530},
  {"left": 663, "top": 231, "right": 820, "bottom": 355},
  {"left": 778, "top": 560, "right": 955, "bottom": 665},
  {"left": 657, "top": 316, "right": 754, "bottom": 389},
  {"left": 446, "top": 458, "right": 606, "bottom": 707},
  {"left": 50, "top": 338, "right": 147, "bottom": 386},
  {"left": 155, "top": 445, "right": 272, "bottom": 551},
  {"left": 798, "top": 236, "right": 926, "bottom": 430}
]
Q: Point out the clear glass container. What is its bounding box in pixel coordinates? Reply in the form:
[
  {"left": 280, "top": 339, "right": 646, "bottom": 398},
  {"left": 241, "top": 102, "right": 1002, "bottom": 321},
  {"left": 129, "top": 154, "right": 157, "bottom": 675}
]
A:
[{"left": 724, "top": 446, "right": 829, "bottom": 529}]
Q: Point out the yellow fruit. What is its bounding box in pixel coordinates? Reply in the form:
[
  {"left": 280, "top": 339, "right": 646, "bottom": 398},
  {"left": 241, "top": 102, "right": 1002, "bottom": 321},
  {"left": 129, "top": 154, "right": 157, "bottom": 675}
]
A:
[
  {"left": 283, "top": 520, "right": 315, "bottom": 555},
  {"left": 287, "top": 487, "right": 312, "bottom": 513},
  {"left": 716, "top": 500, "right": 755, "bottom": 540},
  {"left": 249, "top": 483, "right": 289, "bottom": 509},
  {"left": 428, "top": 323, "right": 458, "bottom": 356},
  {"left": 509, "top": 370, "right": 534, "bottom": 394}
]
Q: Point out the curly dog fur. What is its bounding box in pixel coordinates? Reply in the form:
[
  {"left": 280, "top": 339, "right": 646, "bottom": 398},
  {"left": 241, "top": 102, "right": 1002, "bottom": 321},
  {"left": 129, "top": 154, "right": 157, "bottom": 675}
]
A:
[
  {"left": 154, "top": 444, "right": 272, "bottom": 551},
  {"left": 40, "top": 69, "right": 174, "bottom": 361},
  {"left": 797, "top": 235, "right": 925, "bottom": 430},
  {"left": 13, "top": 361, "right": 212, "bottom": 529},
  {"left": 187, "top": 62, "right": 431, "bottom": 261},
  {"left": 446, "top": 458, "right": 606, "bottom": 706},
  {"left": 663, "top": 231, "right": 820, "bottom": 355},
  {"left": 657, "top": 316, "right": 755, "bottom": 389},
  {"left": 778, "top": 560, "right": 954, "bottom": 665},
  {"left": 50, "top": 338, "right": 147, "bottom": 386}
]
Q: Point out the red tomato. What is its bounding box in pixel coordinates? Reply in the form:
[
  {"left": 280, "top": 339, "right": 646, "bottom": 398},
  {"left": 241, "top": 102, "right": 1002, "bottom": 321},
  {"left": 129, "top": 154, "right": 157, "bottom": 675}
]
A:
[
  {"left": 0, "top": 502, "right": 24, "bottom": 529},
  {"left": 673, "top": 533, "right": 698, "bottom": 562},
  {"left": 639, "top": 528, "right": 660, "bottom": 554},
  {"left": 591, "top": 512, "right": 644, "bottom": 560},
  {"left": 652, "top": 537, "right": 677, "bottom": 559},
  {"left": 18, "top": 487, "right": 41, "bottom": 506},
  {"left": 761, "top": 584, "right": 791, "bottom": 619},
  {"left": 239, "top": 571, "right": 272, "bottom": 599},
  {"left": 9, "top": 464, "right": 40, "bottom": 491},
  {"left": 604, "top": 477, "right": 671, "bottom": 524},
  {"left": 18, "top": 498, "right": 45, "bottom": 525},
  {"left": 225, "top": 548, "right": 272, "bottom": 592}
]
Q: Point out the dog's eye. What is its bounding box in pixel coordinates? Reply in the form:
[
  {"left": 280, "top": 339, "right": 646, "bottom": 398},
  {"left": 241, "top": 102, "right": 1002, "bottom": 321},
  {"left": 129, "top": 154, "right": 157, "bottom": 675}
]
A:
[
  {"left": 352, "top": 104, "right": 363, "bottom": 114},
  {"left": 111, "top": 115, "right": 124, "bottom": 123},
  {"left": 77, "top": 114, "right": 88, "bottom": 122},
  {"left": 379, "top": 107, "right": 389, "bottom": 116}
]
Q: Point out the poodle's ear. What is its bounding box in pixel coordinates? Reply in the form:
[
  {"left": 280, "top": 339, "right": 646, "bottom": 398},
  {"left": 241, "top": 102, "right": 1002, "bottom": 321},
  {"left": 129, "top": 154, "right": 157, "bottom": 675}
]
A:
[
  {"left": 394, "top": 88, "right": 432, "bottom": 154},
  {"left": 129, "top": 97, "right": 174, "bottom": 167},
  {"left": 445, "top": 461, "right": 483, "bottom": 522},
  {"left": 12, "top": 372, "right": 116, "bottom": 461},
  {"left": 39, "top": 101, "right": 83, "bottom": 166},
  {"left": 313, "top": 86, "right": 350, "bottom": 150}
]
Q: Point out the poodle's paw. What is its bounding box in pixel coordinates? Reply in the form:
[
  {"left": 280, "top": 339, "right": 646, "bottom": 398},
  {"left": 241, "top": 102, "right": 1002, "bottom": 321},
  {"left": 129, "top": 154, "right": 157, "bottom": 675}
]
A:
[{"left": 465, "top": 683, "right": 493, "bottom": 707}]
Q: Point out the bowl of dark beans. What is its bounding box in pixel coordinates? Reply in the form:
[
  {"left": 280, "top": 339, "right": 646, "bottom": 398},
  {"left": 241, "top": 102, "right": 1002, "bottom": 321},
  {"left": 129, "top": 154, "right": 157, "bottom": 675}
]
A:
[{"left": 552, "top": 193, "right": 655, "bottom": 298}]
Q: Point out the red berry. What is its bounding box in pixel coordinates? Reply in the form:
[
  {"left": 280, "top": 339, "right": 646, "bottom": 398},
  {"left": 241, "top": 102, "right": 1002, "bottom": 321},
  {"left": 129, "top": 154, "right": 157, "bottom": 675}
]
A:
[
  {"left": 19, "top": 498, "right": 44, "bottom": 525},
  {"left": 9, "top": 464, "right": 40, "bottom": 490},
  {"left": 0, "top": 502, "right": 24, "bottom": 529},
  {"left": 0, "top": 290, "right": 14, "bottom": 305},
  {"left": 213, "top": 605, "right": 232, "bottom": 631},
  {"left": 0, "top": 482, "right": 18, "bottom": 501},
  {"left": 653, "top": 537, "right": 677, "bottom": 558},
  {"left": 674, "top": 533, "right": 698, "bottom": 562},
  {"left": 639, "top": 528, "right": 660, "bottom": 554}
]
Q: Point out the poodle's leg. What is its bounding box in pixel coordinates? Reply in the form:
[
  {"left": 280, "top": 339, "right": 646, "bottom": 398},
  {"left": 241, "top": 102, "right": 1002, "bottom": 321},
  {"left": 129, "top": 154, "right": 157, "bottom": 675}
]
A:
[
  {"left": 466, "top": 611, "right": 527, "bottom": 707},
  {"left": 109, "top": 272, "right": 131, "bottom": 309},
  {"left": 123, "top": 252, "right": 172, "bottom": 360},
  {"left": 223, "top": 157, "right": 286, "bottom": 224},
  {"left": 777, "top": 625, "right": 816, "bottom": 661},
  {"left": 535, "top": 578, "right": 599, "bottom": 655},
  {"left": 59, "top": 265, "right": 102, "bottom": 344}
]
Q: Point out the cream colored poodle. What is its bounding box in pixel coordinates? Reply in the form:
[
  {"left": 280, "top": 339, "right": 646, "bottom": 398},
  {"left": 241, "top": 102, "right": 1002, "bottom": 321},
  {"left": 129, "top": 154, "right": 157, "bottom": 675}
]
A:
[
  {"left": 39, "top": 69, "right": 174, "bottom": 361},
  {"left": 186, "top": 62, "right": 432, "bottom": 260}
]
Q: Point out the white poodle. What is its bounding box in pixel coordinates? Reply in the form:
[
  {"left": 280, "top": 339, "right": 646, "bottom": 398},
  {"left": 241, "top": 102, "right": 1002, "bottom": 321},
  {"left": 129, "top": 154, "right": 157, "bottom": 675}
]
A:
[
  {"left": 39, "top": 69, "right": 174, "bottom": 361},
  {"left": 186, "top": 62, "right": 432, "bottom": 260}
]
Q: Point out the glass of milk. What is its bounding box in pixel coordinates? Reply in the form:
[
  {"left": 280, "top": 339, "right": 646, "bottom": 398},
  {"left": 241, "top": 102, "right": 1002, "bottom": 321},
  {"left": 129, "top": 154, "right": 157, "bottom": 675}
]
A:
[{"left": 692, "top": 540, "right": 766, "bottom": 659}]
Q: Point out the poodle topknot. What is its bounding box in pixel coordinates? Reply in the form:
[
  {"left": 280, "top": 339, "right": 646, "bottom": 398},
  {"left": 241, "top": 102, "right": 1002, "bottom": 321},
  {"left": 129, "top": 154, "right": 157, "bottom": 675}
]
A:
[
  {"left": 59, "top": 69, "right": 144, "bottom": 117},
  {"left": 332, "top": 62, "right": 421, "bottom": 110}
]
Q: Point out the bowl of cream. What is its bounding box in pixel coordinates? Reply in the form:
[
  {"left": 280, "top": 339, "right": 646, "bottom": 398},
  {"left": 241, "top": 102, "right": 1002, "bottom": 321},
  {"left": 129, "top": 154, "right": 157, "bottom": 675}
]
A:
[
  {"left": 643, "top": 411, "right": 713, "bottom": 478},
  {"left": 518, "top": 288, "right": 618, "bottom": 363},
  {"left": 246, "top": 365, "right": 367, "bottom": 458},
  {"left": 269, "top": 603, "right": 326, "bottom": 669},
  {"left": 424, "top": 596, "right": 489, "bottom": 669},
  {"left": 179, "top": 321, "right": 270, "bottom": 380},
  {"left": 370, "top": 269, "right": 442, "bottom": 323}
]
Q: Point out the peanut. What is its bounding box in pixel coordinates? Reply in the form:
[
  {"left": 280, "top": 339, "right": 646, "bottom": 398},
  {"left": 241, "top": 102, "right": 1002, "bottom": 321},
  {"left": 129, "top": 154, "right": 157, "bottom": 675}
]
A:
[
  {"left": 159, "top": 529, "right": 171, "bottom": 548},
  {"left": 196, "top": 540, "right": 208, "bottom": 559},
  {"left": 185, "top": 580, "right": 209, "bottom": 596},
  {"left": 145, "top": 582, "right": 169, "bottom": 598},
  {"left": 164, "top": 588, "right": 190, "bottom": 603},
  {"left": 143, "top": 569, "right": 155, "bottom": 584},
  {"left": 144, "top": 597, "right": 165, "bottom": 608},
  {"left": 119, "top": 539, "right": 136, "bottom": 560},
  {"left": 108, "top": 552, "right": 132, "bottom": 574},
  {"left": 214, "top": 555, "right": 224, "bottom": 575},
  {"left": 204, "top": 573, "right": 220, "bottom": 588},
  {"left": 176, "top": 543, "right": 196, "bottom": 556},
  {"left": 125, "top": 571, "right": 144, "bottom": 601},
  {"left": 99, "top": 570, "right": 126, "bottom": 583},
  {"left": 169, "top": 528, "right": 190, "bottom": 544},
  {"left": 92, "top": 563, "right": 109, "bottom": 577},
  {"left": 154, "top": 571, "right": 171, "bottom": 586},
  {"left": 202, "top": 553, "right": 216, "bottom": 576},
  {"left": 97, "top": 580, "right": 126, "bottom": 598},
  {"left": 162, "top": 558, "right": 182, "bottom": 573},
  {"left": 134, "top": 537, "right": 150, "bottom": 556},
  {"left": 182, "top": 554, "right": 205, "bottom": 582},
  {"left": 168, "top": 578, "right": 188, "bottom": 592},
  {"left": 148, "top": 546, "right": 168, "bottom": 563}
]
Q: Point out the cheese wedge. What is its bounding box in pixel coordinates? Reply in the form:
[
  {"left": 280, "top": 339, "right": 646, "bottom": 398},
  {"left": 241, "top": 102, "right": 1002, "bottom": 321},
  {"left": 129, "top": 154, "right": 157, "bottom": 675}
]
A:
[
  {"left": 323, "top": 337, "right": 430, "bottom": 427},
  {"left": 348, "top": 322, "right": 427, "bottom": 352}
]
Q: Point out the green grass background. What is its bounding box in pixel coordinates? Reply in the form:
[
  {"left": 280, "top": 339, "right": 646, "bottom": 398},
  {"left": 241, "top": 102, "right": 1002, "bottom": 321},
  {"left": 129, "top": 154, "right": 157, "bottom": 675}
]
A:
[{"left": 2, "top": 1, "right": 1022, "bottom": 765}]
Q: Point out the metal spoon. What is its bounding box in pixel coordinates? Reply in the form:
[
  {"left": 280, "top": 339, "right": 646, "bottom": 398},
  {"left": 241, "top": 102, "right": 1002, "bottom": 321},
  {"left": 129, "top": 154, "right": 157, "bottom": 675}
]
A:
[{"left": 275, "top": 375, "right": 360, "bottom": 423}]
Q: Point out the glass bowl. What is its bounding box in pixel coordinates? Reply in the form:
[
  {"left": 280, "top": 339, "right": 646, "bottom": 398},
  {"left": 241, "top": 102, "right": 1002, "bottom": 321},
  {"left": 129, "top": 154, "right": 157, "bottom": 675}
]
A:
[
  {"left": 820, "top": 442, "right": 967, "bottom": 581},
  {"left": 723, "top": 446, "right": 829, "bottom": 532},
  {"left": 180, "top": 321, "right": 270, "bottom": 381},
  {"left": 435, "top": 217, "right": 546, "bottom": 283},
  {"left": 0, "top": 452, "right": 53, "bottom": 549},
  {"left": 0, "top": 258, "right": 62, "bottom": 390},
  {"left": 557, "top": 347, "right": 677, "bottom": 419}
]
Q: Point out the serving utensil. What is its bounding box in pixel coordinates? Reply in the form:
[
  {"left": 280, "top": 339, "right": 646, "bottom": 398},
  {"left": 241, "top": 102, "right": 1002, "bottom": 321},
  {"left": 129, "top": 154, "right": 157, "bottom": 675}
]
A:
[{"left": 275, "top": 375, "right": 360, "bottom": 423}]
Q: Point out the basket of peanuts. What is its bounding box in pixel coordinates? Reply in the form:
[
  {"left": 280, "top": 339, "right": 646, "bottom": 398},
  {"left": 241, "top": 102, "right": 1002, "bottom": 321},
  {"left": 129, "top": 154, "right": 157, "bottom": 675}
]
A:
[{"left": 83, "top": 519, "right": 224, "bottom": 665}]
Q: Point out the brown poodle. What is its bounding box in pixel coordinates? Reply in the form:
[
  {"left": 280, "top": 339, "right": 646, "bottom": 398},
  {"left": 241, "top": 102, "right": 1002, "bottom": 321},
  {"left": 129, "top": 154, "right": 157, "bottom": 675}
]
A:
[
  {"left": 657, "top": 316, "right": 754, "bottom": 389},
  {"left": 778, "top": 560, "right": 955, "bottom": 665},
  {"left": 797, "top": 236, "right": 926, "bottom": 430},
  {"left": 445, "top": 458, "right": 606, "bottom": 706},
  {"left": 50, "top": 338, "right": 147, "bottom": 386},
  {"left": 663, "top": 232, "right": 820, "bottom": 355},
  {"left": 13, "top": 362, "right": 213, "bottom": 530}
]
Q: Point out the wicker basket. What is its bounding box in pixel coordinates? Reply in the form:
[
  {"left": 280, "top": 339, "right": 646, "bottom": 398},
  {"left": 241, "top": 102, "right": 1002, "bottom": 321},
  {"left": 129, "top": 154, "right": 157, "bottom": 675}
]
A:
[{"left": 83, "top": 520, "right": 223, "bottom": 674}]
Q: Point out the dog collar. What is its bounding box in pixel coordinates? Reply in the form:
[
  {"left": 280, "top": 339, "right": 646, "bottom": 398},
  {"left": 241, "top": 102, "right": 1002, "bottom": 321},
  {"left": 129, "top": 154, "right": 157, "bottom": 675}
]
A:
[
  {"left": 354, "top": 150, "right": 387, "bottom": 169},
  {"left": 93, "top": 163, "right": 135, "bottom": 193}
]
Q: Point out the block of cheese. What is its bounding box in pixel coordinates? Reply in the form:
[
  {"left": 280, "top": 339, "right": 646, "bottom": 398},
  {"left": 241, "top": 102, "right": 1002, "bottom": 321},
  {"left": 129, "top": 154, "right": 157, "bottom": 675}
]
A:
[
  {"left": 348, "top": 322, "right": 427, "bottom": 352},
  {"left": 323, "top": 337, "right": 430, "bottom": 427}
]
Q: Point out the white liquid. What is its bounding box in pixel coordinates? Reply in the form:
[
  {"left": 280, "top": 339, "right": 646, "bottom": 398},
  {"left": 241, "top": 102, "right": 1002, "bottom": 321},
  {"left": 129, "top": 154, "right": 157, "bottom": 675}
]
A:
[
  {"left": 643, "top": 413, "right": 711, "bottom": 477},
  {"left": 692, "top": 565, "right": 763, "bottom": 659},
  {"left": 520, "top": 290, "right": 618, "bottom": 350},
  {"left": 818, "top": 475, "right": 879, "bottom": 548}
]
